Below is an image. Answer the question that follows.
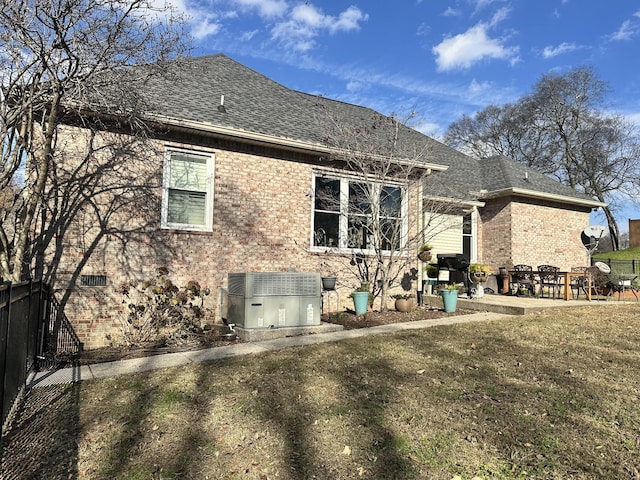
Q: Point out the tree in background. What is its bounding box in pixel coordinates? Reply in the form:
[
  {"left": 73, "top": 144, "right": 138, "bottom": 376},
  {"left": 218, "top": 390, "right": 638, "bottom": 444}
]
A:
[
  {"left": 0, "top": 0, "right": 190, "bottom": 283},
  {"left": 444, "top": 66, "right": 640, "bottom": 251}
]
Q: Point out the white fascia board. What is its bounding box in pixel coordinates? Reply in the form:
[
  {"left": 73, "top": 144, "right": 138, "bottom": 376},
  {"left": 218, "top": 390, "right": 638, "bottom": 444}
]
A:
[
  {"left": 482, "top": 187, "right": 607, "bottom": 209},
  {"left": 423, "top": 194, "right": 485, "bottom": 208}
]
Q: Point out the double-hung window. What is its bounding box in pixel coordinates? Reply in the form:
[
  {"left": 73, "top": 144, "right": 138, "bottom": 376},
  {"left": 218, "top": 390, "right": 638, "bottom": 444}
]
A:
[
  {"left": 162, "top": 148, "right": 214, "bottom": 231},
  {"left": 313, "top": 174, "right": 405, "bottom": 252}
]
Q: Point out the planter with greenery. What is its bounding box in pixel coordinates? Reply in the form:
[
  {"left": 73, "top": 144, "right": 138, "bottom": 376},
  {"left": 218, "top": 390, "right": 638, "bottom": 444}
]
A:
[
  {"left": 469, "top": 263, "right": 491, "bottom": 283},
  {"left": 418, "top": 243, "right": 433, "bottom": 262},
  {"left": 439, "top": 284, "right": 459, "bottom": 313}
]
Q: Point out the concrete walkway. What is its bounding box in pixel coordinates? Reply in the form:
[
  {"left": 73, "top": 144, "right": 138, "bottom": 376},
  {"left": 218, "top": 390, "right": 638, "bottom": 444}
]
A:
[{"left": 27, "top": 311, "right": 511, "bottom": 388}]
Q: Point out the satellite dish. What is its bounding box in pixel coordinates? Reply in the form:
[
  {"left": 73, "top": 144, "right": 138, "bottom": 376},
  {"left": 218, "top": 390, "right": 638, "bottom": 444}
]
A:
[
  {"left": 581, "top": 225, "right": 607, "bottom": 251},
  {"left": 594, "top": 262, "right": 611, "bottom": 274},
  {"left": 583, "top": 225, "right": 607, "bottom": 238}
]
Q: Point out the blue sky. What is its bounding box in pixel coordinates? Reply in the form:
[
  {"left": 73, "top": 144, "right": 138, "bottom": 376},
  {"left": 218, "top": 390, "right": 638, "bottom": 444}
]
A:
[{"left": 172, "top": 0, "right": 640, "bottom": 231}]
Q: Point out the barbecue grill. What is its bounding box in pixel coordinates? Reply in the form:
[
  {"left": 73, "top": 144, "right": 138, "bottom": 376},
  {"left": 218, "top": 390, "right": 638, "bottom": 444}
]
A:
[
  {"left": 437, "top": 253, "right": 469, "bottom": 271},
  {"left": 437, "top": 253, "right": 470, "bottom": 285}
]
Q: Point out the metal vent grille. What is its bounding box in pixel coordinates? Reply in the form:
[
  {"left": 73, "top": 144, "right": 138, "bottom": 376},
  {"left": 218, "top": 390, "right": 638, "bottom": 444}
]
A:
[
  {"left": 251, "top": 273, "right": 318, "bottom": 296},
  {"left": 80, "top": 274, "right": 107, "bottom": 287},
  {"left": 227, "top": 274, "right": 246, "bottom": 296}
]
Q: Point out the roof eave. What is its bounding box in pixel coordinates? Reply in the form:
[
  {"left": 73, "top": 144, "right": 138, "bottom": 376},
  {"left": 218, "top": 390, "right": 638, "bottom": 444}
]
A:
[
  {"left": 479, "top": 187, "right": 607, "bottom": 209},
  {"left": 423, "top": 194, "right": 485, "bottom": 208},
  {"left": 149, "top": 114, "right": 449, "bottom": 172}
]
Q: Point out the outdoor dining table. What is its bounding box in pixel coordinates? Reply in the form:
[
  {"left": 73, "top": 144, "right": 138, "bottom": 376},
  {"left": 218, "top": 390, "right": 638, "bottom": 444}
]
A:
[{"left": 506, "top": 270, "right": 592, "bottom": 301}]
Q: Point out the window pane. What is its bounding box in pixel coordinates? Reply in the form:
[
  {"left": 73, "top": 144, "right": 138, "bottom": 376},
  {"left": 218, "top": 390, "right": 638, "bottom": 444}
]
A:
[
  {"left": 167, "top": 190, "right": 206, "bottom": 225},
  {"left": 380, "top": 186, "right": 401, "bottom": 218},
  {"left": 315, "top": 178, "right": 340, "bottom": 212},
  {"left": 349, "top": 182, "right": 371, "bottom": 215},
  {"left": 381, "top": 218, "right": 401, "bottom": 250},
  {"left": 348, "top": 215, "right": 370, "bottom": 249},
  {"left": 463, "top": 213, "right": 472, "bottom": 235},
  {"left": 170, "top": 153, "right": 208, "bottom": 191},
  {"left": 314, "top": 212, "right": 340, "bottom": 247}
]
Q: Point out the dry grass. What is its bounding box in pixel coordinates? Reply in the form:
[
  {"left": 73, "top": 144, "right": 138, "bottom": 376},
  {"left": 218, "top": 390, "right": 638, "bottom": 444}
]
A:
[{"left": 3, "top": 304, "right": 640, "bottom": 479}]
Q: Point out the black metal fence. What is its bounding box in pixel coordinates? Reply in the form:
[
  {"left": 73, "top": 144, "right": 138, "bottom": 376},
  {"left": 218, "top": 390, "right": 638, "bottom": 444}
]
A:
[
  {"left": 0, "top": 280, "right": 82, "bottom": 440},
  {"left": 593, "top": 259, "right": 640, "bottom": 275},
  {"left": 1, "top": 280, "right": 49, "bottom": 439}
]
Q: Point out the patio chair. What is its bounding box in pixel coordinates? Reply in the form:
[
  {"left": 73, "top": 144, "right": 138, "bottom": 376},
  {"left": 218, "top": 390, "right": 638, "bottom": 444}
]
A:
[
  {"left": 537, "top": 264, "right": 561, "bottom": 299},
  {"left": 569, "top": 266, "right": 590, "bottom": 299},
  {"left": 608, "top": 272, "right": 639, "bottom": 302},
  {"left": 511, "top": 264, "right": 535, "bottom": 295}
]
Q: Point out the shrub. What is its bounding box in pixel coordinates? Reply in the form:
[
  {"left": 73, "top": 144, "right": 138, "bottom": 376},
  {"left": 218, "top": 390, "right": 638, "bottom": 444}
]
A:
[{"left": 117, "top": 269, "right": 211, "bottom": 347}]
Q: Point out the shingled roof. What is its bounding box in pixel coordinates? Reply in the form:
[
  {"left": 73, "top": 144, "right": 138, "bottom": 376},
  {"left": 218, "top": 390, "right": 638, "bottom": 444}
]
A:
[{"left": 139, "top": 54, "right": 604, "bottom": 209}]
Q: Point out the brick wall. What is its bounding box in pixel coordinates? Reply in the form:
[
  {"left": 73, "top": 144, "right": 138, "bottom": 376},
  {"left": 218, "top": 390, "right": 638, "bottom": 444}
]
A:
[
  {"left": 53, "top": 134, "right": 423, "bottom": 348},
  {"left": 480, "top": 196, "right": 591, "bottom": 271}
]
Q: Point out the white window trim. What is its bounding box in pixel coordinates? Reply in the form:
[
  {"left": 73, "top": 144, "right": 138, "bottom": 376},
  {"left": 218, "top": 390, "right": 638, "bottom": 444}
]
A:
[
  {"left": 311, "top": 173, "right": 408, "bottom": 254},
  {"left": 468, "top": 209, "right": 478, "bottom": 263},
  {"left": 161, "top": 147, "right": 215, "bottom": 232}
]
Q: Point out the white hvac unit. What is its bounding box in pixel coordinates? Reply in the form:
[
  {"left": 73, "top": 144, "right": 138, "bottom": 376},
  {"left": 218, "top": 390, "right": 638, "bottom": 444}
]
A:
[{"left": 226, "top": 272, "right": 322, "bottom": 329}]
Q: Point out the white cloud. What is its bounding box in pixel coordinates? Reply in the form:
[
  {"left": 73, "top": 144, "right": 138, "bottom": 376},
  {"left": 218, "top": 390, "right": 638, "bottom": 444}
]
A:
[
  {"left": 542, "top": 42, "right": 580, "bottom": 59},
  {"left": 233, "top": 0, "right": 288, "bottom": 18},
  {"left": 240, "top": 30, "right": 259, "bottom": 42},
  {"left": 608, "top": 11, "right": 640, "bottom": 41},
  {"left": 191, "top": 19, "right": 222, "bottom": 39},
  {"left": 442, "top": 7, "right": 460, "bottom": 17},
  {"left": 489, "top": 7, "right": 510, "bottom": 27},
  {"left": 346, "top": 80, "right": 363, "bottom": 92},
  {"left": 271, "top": 5, "right": 368, "bottom": 52},
  {"left": 432, "top": 23, "right": 519, "bottom": 71}
]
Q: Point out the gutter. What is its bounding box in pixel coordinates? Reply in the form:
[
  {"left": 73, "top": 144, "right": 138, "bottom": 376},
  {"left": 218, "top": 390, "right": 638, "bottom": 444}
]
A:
[
  {"left": 479, "top": 187, "right": 607, "bottom": 209},
  {"left": 147, "top": 113, "right": 450, "bottom": 172}
]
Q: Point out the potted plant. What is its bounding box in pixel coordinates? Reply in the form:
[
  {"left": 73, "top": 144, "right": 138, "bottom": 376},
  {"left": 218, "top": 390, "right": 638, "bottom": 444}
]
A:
[
  {"left": 424, "top": 263, "right": 439, "bottom": 295},
  {"left": 439, "top": 284, "right": 459, "bottom": 313},
  {"left": 469, "top": 263, "right": 491, "bottom": 283},
  {"left": 391, "top": 293, "right": 415, "bottom": 312},
  {"left": 351, "top": 286, "right": 370, "bottom": 315},
  {"left": 417, "top": 243, "right": 433, "bottom": 262}
]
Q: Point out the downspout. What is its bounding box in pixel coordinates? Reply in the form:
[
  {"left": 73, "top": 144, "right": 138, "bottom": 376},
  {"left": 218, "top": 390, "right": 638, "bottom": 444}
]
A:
[{"left": 417, "top": 182, "right": 424, "bottom": 303}]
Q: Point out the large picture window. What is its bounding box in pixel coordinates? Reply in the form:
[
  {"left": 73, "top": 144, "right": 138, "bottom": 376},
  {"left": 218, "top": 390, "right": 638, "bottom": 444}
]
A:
[
  {"left": 162, "top": 149, "right": 214, "bottom": 231},
  {"left": 313, "top": 174, "right": 405, "bottom": 252}
]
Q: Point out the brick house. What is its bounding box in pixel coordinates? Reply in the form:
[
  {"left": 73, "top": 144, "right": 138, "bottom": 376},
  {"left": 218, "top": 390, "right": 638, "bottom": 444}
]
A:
[{"left": 54, "top": 54, "right": 605, "bottom": 348}]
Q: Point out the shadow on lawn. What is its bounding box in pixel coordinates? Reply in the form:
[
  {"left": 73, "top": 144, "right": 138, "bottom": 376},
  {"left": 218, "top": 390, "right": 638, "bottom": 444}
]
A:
[
  {"left": 3, "top": 309, "right": 639, "bottom": 479},
  {"left": 1, "top": 383, "right": 81, "bottom": 479}
]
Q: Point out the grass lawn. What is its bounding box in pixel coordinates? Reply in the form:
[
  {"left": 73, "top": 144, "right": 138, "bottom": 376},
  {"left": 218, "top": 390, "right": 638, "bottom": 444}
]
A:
[{"left": 3, "top": 304, "right": 640, "bottom": 479}]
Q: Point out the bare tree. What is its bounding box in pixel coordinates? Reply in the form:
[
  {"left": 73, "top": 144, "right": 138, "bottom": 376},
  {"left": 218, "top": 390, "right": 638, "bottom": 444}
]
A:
[
  {"left": 444, "top": 66, "right": 640, "bottom": 250},
  {"left": 316, "top": 106, "right": 467, "bottom": 310},
  {"left": 0, "top": 0, "right": 190, "bottom": 282}
]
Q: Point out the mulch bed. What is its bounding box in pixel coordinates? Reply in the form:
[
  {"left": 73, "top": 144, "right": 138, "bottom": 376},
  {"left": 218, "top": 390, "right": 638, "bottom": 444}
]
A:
[{"left": 73, "top": 306, "right": 476, "bottom": 366}]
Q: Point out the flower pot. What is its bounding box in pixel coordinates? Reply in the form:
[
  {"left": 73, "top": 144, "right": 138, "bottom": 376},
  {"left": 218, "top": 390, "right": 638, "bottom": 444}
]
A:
[
  {"left": 394, "top": 298, "right": 414, "bottom": 312},
  {"left": 352, "top": 291, "right": 369, "bottom": 315},
  {"left": 440, "top": 289, "right": 458, "bottom": 313},
  {"left": 321, "top": 276, "right": 336, "bottom": 291},
  {"left": 418, "top": 250, "right": 432, "bottom": 262},
  {"left": 471, "top": 272, "right": 487, "bottom": 283}
]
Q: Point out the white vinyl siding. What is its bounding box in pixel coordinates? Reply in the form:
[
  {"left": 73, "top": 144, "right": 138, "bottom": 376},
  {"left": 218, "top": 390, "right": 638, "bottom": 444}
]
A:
[
  {"left": 162, "top": 149, "right": 214, "bottom": 231},
  {"left": 423, "top": 209, "right": 478, "bottom": 263},
  {"left": 428, "top": 213, "right": 463, "bottom": 256}
]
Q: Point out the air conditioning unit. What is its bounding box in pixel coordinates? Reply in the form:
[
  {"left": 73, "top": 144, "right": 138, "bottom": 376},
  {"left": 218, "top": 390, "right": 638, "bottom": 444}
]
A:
[{"left": 227, "top": 272, "right": 322, "bottom": 329}]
